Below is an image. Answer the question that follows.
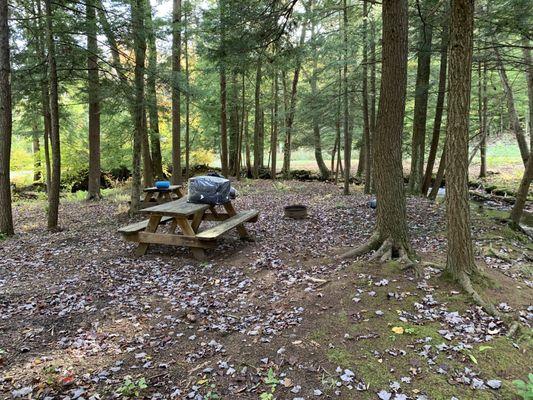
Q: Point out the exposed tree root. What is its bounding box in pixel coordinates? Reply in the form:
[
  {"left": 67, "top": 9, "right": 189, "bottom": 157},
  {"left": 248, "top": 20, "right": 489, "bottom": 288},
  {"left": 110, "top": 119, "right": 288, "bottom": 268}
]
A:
[
  {"left": 457, "top": 271, "right": 521, "bottom": 338},
  {"left": 341, "top": 233, "right": 381, "bottom": 259}
]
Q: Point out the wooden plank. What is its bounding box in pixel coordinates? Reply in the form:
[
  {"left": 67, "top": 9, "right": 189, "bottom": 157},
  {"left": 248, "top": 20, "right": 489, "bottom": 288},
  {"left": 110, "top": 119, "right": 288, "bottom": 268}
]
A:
[
  {"left": 130, "top": 232, "right": 215, "bottom": 249},
  {"left": 196, "top": 210, "right": 258, "bottom": 240},
  {"left": 118, "top": 216, "right": 173, "bottom": 235},
  {"left": 135, "top": 215, "right": 162, "bottom": 256},
  {"left": 139, "top": 199, "right": 209, "bottom": 217},
  {"left": 223, "top": 202, "right": 252, "bottom": 239},
  {"left": 143, "top": 185, "right": 182, "bottom": 192}
]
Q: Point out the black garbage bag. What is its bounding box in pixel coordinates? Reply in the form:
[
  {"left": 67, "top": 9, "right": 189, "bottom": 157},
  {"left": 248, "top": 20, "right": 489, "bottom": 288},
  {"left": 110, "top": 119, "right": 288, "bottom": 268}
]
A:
[{"left": 188, "top": 175, "right": 231, "bottom": 205}]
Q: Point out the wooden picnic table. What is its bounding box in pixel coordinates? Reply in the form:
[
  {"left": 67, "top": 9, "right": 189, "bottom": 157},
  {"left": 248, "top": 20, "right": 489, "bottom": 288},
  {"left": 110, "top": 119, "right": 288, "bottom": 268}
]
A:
[
  {"left": 118, "top": 197, "right": 258, "bottom": 260},
  {"left": 142, "top": 185, "right": 184, "bottom": 207}
]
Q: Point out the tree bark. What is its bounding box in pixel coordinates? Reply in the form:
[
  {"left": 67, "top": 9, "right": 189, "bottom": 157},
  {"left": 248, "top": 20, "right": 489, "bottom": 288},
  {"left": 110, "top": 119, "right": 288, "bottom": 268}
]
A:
[
  {"left": 445, "top": 0, "right": 477, "bottom": 278},
  {"left": 146, "top": 0, "right": 164, "bottom": 179},
  {"left": 342, "top": 0, "right": 351, "bottom": 195},
  {"left": 478, "top": 61, "right": 488, "bottom": 178},
  {"left": 184, "top": 0, "right": 190, "bottom": 180},
  {"left": 422, "top": 14, "right": 448, "bottom": 195},
  {"left": 87, "top": 0, "right": 101, "bottom": 200},
  {"left": 427, "top": 140, "right": 446, "bottom": 201},
  {"left": 32, "top": 130, "right": 41, "bottom": 182},
  {"left": 253, "top": 60, "right": 262, "bottom": 178},
  {"left": 172, "top": 0, "right": 182, "bottom": 183},
  {"left": 271, "top": 70, "right": 278, "bottom": 180},
  {"left": 362, "top": 0, "right": 371, "bottom": 193},
  {"left": 229, "top": 70, "right": 240, "bottom": 175},
  {"left": 408, "top": 19, "right": 433, "bottom": 194},
  {"left": 509, "top": 157, "right": 532, "bottom": 229},
  {"left": 494, "top": 47, "right": 529, "bottom": 166},
  {"left": 129, "top": 0, "right": 146, "bottom": 212},
  {"left": 219, "top": 66, "right": 229, "bottom": 177},
  {"left": 523, "top": 40, "right": 533, "bottom": 152},
  {"left": 44, "top": 0, "right": 61, "bottom": 230},
  {"left": 0, "top": 0, "right": 13, "bottom": 235}
]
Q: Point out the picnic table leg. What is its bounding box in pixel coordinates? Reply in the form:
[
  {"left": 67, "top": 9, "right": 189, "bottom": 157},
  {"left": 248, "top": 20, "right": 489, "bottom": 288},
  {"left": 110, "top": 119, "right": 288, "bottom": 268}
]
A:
[
  {"left": 191, "top": 210, "right": 205, "bottom": 233},
  {"left": 175, "top": 187, "right": 184, "bottom": 199},
  {"left": 168, "top": 217, "right": 178, "bottom": 234},
  {"left": 175, "top": 218, "right": 207, "bottom": 260},
  {"left": 135, "top": 215, "right": 162, "bottom": 256},
  {"left": 142, "top": 192, "right": 152, "bottom": 206},
  {"left": 223, "top": 202, "right": 253, "bottom": 241}
]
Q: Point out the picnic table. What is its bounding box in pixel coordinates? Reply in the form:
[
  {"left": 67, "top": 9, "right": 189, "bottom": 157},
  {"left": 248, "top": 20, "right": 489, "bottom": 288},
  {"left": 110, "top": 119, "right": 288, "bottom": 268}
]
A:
[
  {"left": 118, "top": 197, "right": 258, "bottom": 260},
  {"left": 142, "top": 185, "right": 184, "bottom": 207}
]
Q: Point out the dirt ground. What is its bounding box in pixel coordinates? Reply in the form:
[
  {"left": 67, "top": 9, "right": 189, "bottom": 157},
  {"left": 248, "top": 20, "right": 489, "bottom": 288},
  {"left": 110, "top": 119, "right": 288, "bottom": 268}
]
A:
[{"left": 1, "top": 180, "right": 531, "bottom": 400}]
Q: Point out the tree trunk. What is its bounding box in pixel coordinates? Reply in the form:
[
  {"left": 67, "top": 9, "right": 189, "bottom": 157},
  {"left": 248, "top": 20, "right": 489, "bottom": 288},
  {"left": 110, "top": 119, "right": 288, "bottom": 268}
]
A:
[
  {"left": 253, "top": 60, "right": 262, "bottom": 178},
  {"left": 32, "top": 130, "right": 42, "bottom": 182},
  {"left": 172, "top": 0, "right": 182, "bottom": 184},
  {"left": 229, "top": 70, "right": 240, "bottom": 175},
  {"left": 184, "top": 0, "right": 190, "bottom": 180},
  {"left": 523, "top": 40, "right": 533, "bottom": 152},
  {"left": 271, "top": 71, "right": 278, "bottom": 180},
  {"left": 141, "top": 108, "right": 153, "bottom": 187},
  {"left": 129, "top": 0, "right": 146, "bottom": 213},
  {"left": 362, "top": 0, "right": 371, "bottom": 193},
  {"left": 219, "top": 66, "right": 229, "bottom": 177},
  {"left": 427, "top": 141, "right": 446, "bottom": 201},
  {"left": 0, "top": 0, "right": 13, "bottom": 235},
  {"left": 86, "top": 0, "right": 101, "bottom": 200},
  {"left": 422, "top": 14, "right": 448, "bottom": 195},
  {"left": 146, "top": 0, "right": 164, "bottom": 179},
  {"left": 479, "top": 61, "right": 488, "bottom": 178},
  {"left": 44, "top": 0, "right": 61, "bottom": 230},
  {"left": 445, "top": 0, "right": 477, "bottom": 278},
  {"left": 494, "top": 47, "right": 530, "bottom": 166},
  {"left": 342, "top": 0, "right": 351, "bottom": 195},
  {"left": 509, "top": 157, "right": 532, "bottom": 229},
  {"left": 244, "top": 111, "right": 252, "bottom": 177},
  {"left": 408, "top": 20, "right": 433, "bottom": 194}
]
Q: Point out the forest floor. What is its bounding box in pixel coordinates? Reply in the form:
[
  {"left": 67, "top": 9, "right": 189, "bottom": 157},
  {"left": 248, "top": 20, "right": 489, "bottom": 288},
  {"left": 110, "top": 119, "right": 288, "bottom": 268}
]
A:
[{"left": 1, "top": 180, "right": 532, "bottom": 400}]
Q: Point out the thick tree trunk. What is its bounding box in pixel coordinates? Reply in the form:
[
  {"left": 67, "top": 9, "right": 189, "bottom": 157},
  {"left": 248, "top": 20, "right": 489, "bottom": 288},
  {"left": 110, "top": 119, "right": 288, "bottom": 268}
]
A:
[
  {"left": 422, "top": 15, "right": 448, "bottom": 195},
  {"left": 0, "top": 0, "right": 13, "bottom": 235},
  {"left": 509, "top": 157, "right": 532, "bottom": 229},
  {"left": 362, "top": 0, "right": 371, "bottom": 193},
  {"left": 184, "top": 1, "right": 191, "bottom": 179},
  {"left": 44, "top": 0, "right": 61, "bottom": 230},
  {"left": 271, "top": 71, "right": 278, "bottom": 180},
  {"left": 408, "top": 20, "right": 433, "bottom": 194},
  {"left": 494, "top": 47, "right": 530, "bottom": 166},
  {"left": 342, "top": 0, "right": 351, "bottom": 195},
  {"left": 445, "top": 0, "right": 477, "bottom": 278},
  {"left": 87, "top": 0, "right": 101, "bottom": 200},
  {"left": 344, "top": 0, "right": 411, "bottom": 260},
  {"left": 146, "top": 0, "right": 164, "bottom": 179},
  {"left": 172, "top": 0, "right": 182, "bottom": 184},
  {"left": 130, "top": 0, "right": 146, "bottom": 213},
  {"left": 479, "top": 61, "right": 488, "bottom": 178}
]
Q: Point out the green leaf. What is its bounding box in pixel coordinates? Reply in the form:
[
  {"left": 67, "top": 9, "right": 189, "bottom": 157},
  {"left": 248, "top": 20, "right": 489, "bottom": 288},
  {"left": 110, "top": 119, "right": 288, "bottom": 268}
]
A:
[
  {"left": 478, "top": 345, "right": 492, "bottom": 352},
  {"left": 468, "top": 354, "right": 478, "bottom": 365}
]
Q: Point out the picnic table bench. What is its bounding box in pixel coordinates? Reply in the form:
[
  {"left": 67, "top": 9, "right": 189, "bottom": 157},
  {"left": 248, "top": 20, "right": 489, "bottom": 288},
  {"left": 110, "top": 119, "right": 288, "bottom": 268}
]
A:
[
  {"left": 141, "top": 185, "right": 184, "bottom": 207},
  {"left": 118, "top": 197, "right": 258, "bottom": 260}
]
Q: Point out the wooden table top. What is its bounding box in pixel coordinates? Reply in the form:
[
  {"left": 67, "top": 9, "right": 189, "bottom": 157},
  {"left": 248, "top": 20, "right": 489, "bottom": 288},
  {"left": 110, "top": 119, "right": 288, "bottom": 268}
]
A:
[
  {"left": 143, "top": 185, "right": 182, "bottom": 192},
  {"left": 139, "top": 198, "right": 210, "bottom": 217}
]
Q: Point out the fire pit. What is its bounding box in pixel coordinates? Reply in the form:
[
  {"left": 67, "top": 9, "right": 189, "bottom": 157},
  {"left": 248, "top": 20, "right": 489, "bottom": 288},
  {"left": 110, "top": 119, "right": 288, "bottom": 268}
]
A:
[{"left": 284, "top": 204, "right": 308, "bottom": 219}]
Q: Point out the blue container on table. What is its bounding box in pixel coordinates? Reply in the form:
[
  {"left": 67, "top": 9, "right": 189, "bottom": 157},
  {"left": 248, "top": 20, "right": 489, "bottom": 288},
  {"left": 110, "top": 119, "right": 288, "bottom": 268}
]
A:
[{"left": 155, "top": 180, "right": 170, "bottom": 189}]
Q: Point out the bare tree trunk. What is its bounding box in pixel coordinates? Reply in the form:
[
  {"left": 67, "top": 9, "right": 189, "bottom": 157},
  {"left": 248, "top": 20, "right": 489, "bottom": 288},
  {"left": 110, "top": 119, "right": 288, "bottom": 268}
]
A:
[
  {"left": 146, "top": 0, "right": 164, "bottom": 179},
  {"left": 130, "top": 0, "right": 146, "bottom": 213},
  {"left": 229, "top": 70, "right": 239, "bottom": 175},
  {"left": 253, "top": 60, "right": 262, "bottom": 178},
  {"left": 343, "top": 0, "right": 412, "bottom": 261},
  {"left": 342, "top": 0, "right": 351, "bottom": 195},
  {"left": 427, "top": 141, "right": 446, "bottom": 201},
  {"left": 32, "top": 130, "right": 41, "bottom": 182},
  {"left": 184, "top": 0, "right": 190, "bottom": 180},
  {"left": 219, "top": 67, "right": 229, "bottom": 176},
  {"left": 141, "top": 108, "right": 153, "bottom": 187},
  {"left": 0, "top": 0, "right": 13, "bottom": 235},
  {"left": 86, "top": 0, "right": 101, "bottom": 200},
  {"left": 445, "top": 0, "right": 477, "bottom": 278},
  {"left": 422, "top": 14, "right": 448, "bottom": 195},
  {"left": 44, "top": 0, "right": 61, "bottom": 230},
  {"left": 244, "top": 111, "right": 252, "bottom": 177},
  {"left": 271, "top": 70, "right": 278, "bottom": 180},
  {"left": 408, "top": 18, "right": 433, "bottom": 194},
  {"left": 362, "top": 0, "right": 371, "bottom": 193},
  {"left": 494, "top": 47, "right": 530, "bottom": 166},
  {"left": 523, "top": 40, "right": 533, "bottom": 152},
  {"left": 172, "top": 0, "right": 182, "bottom": 184},
  {"left": 479, "top": 61, "right": 488, "bottom": 178},
  {"left": 509, "top": 157, "right": 532, "bottom": 229}
]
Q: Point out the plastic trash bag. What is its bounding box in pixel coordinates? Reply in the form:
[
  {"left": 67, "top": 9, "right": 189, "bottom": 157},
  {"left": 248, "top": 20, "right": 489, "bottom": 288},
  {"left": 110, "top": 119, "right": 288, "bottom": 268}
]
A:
[{"left": 188, "top": 175, "right": 231, "bottom": 205}]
